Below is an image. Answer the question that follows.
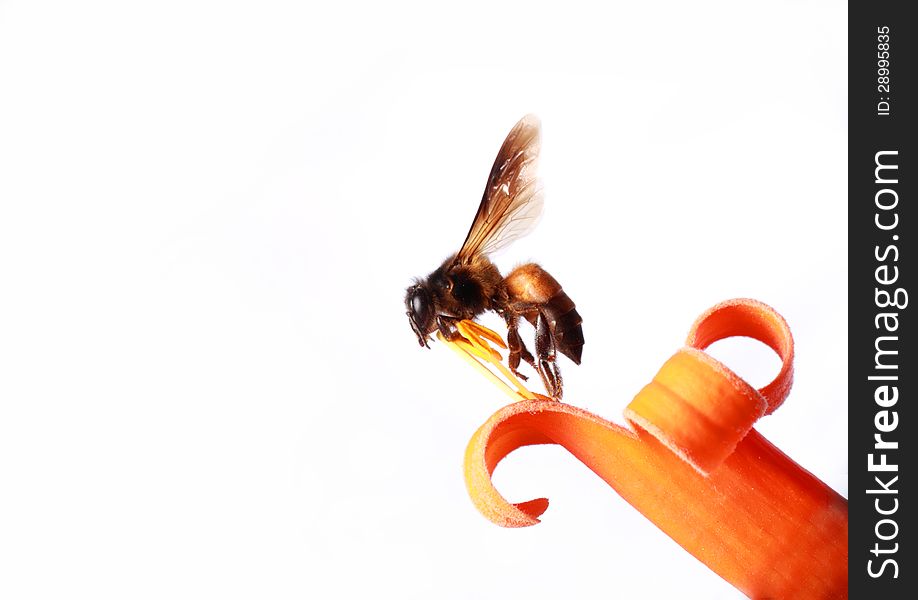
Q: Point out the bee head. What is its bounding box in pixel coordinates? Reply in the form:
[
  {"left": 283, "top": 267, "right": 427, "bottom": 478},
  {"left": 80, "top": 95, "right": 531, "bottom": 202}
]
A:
[{"left": 405, "top": 282, "right": 435, "bottom": 348}]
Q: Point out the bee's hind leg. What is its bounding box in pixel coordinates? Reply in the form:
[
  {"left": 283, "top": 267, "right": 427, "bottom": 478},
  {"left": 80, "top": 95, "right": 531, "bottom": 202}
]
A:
[
  {"left": 534, "top": 310, "right": 563, "bottom": 400},
  {"left": 505, "top": 313, "right": 534, "bottom": 382}
]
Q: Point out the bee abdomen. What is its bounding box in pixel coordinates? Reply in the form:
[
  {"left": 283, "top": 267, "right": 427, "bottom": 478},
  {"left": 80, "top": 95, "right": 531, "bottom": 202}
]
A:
[
  {"left": 544, "top": 290, "right": 584, "bottom": 365},
  {"left": 504, "top": 263, "right": 584, "bottom": 365}
]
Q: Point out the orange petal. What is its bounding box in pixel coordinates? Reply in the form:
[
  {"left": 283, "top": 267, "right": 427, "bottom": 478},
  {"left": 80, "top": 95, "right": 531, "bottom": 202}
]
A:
[
  {"left": 685, "top": 297, "right": 794, "bottom": 414},
  {"left": 463, "top": 299, "right": 847, "bottom": 598}
]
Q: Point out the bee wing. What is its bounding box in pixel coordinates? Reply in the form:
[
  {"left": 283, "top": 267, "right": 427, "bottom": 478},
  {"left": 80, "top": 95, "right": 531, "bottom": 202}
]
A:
[{"left": 456, "top": 114, "right": 544, "bottom": 263}]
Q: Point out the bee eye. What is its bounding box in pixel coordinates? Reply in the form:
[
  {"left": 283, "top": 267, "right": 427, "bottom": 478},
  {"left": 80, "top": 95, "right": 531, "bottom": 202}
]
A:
[{"left": 411, "top": 294, "right": 428, "bottom": 320}]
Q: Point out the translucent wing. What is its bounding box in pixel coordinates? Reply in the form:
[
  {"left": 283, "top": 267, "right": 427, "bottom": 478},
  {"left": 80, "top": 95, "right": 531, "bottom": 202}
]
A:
[{"left": 455, "top": 114, "right": 544, "bottom": 263}]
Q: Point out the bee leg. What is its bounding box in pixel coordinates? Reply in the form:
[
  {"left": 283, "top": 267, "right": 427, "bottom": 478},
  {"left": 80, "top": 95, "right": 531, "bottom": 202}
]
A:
[
  {"left": 505, "top": 314, "right": 533, "bottom": 382},
  {"left": 535, "top": 311, "right": 563, "bottom": 400},
  {"left": 436, "top": 315, "right": 462, "bottom": 341}
]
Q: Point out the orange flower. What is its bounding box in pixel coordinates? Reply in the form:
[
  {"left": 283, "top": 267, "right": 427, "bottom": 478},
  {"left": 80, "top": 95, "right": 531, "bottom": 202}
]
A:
[{"left": 444, "top": 299, "right": 847, "bottom": 599}]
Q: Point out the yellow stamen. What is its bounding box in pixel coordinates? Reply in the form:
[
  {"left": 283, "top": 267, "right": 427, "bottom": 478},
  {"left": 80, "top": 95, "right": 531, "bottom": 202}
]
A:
[
  {"left": 456, "top": 319, "right": 507, "bottom": 350},
  {"left": 437, "top": 320, "right": 548, "bottom": 402}
]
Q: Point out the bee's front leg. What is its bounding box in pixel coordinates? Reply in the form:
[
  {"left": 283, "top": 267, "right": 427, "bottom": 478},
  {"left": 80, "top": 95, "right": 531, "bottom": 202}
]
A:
[
  {"left": 534, "top": 310, "right": 563, "bottom": 400},
  {"left": 435, "top": 314, "right": 463, "bottom": 341}
]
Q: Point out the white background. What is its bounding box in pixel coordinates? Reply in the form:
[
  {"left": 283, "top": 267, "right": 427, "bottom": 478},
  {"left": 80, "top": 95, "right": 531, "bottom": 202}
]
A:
[{"left": 1, "top": 2, "right": 846, "bottom": 598}]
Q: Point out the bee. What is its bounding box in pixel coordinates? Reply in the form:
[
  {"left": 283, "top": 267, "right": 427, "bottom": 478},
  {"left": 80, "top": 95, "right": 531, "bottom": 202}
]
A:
[{"left": 405, "top": 115, "right": 583, "bottom": 400}]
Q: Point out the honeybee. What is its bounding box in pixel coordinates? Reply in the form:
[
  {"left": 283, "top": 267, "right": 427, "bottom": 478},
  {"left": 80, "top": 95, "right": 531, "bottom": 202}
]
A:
[{"left": 405, "top": 115, "right": 583, "bottom": 400}]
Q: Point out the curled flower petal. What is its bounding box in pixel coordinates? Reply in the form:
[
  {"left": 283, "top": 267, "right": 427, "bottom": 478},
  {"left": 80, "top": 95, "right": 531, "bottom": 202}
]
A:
[{"left": 461, "top": 299, "right": 847, "bottom": 599}]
